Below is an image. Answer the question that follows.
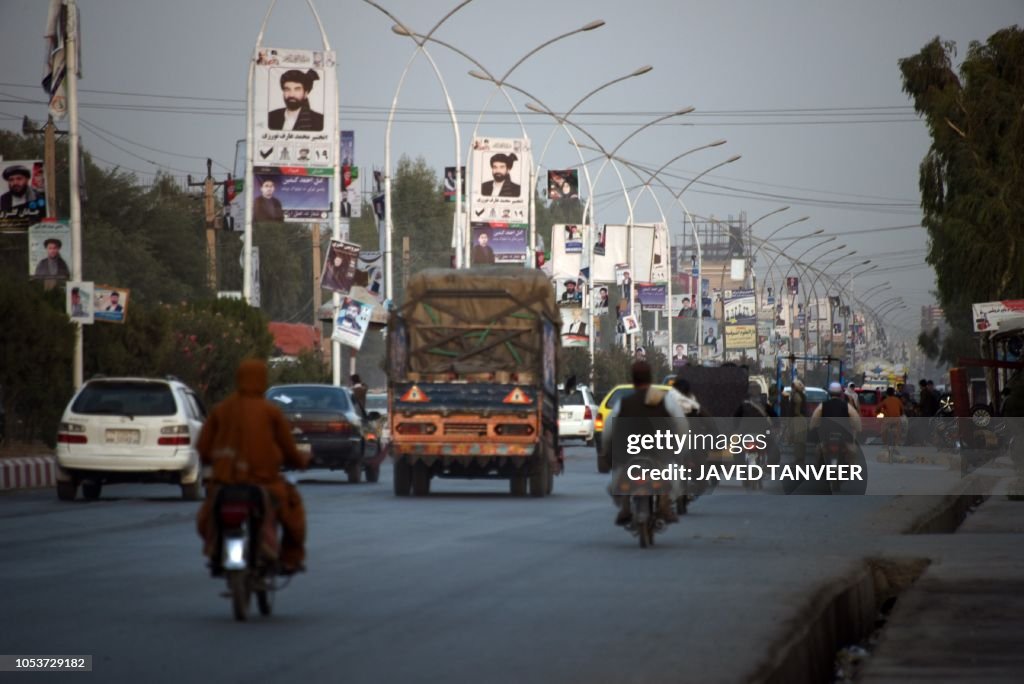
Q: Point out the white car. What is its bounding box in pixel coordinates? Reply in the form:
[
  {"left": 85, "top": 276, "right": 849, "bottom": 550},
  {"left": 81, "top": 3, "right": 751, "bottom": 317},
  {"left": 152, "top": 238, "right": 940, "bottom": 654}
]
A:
[
  {"left": 558, "top": 385, "right": 597, "bottom": 446},
  {"left": 55, "top": 377, "right": 207, "bottom": 501}
]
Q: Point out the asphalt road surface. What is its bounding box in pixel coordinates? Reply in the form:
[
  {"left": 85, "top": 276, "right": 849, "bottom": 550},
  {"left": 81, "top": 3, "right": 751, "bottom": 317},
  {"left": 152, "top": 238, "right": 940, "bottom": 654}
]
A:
[{"left": 0, "top": 444, "right": 974, "bottom": 683}]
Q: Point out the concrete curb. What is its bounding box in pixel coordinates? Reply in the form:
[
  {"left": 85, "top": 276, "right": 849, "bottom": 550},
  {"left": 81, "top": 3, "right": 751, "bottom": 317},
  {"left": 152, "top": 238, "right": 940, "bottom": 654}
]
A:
[{"left": 0, "top": 456, "right": 57, "bottom": 491}]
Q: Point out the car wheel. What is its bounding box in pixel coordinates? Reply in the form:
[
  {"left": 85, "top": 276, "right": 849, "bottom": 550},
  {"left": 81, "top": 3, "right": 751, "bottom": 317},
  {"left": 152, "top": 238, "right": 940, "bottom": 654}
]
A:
[
  {"left": 411, "top": 461, "right": 431, "bottom": 496},
  {"left": 529, "top": 458, "right": 548, "bottom": 498},
  {"left": 346, "top": 461, "right": 362, "bottom": 484},
  {"left": 365, "top": 463, "right": 381, "bottom": 483},
  {"left": 56, "top": 480, "right": 78, "bottom": 501},
  {"left": 393, "top": 458, "right": 412, "bottom": 496},
  {"left": 181, "top": 480, "right": 203, "bottom": 501},
  {"left": 81, "top": 480, "right": 102, "bottom": 501}
]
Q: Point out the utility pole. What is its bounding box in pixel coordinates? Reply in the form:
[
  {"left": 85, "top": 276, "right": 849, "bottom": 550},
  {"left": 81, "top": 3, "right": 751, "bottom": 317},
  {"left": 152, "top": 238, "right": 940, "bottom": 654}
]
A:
[
  {"left": 22, "top": 115, "right": 64, "bottom": 218},
  {"left": 402, "top": 236, "right": 410, "bottom": 291},
  {"left": 312, "top": 223, "right": 322, "bottom": 323},
  {"left": 187, "top": 158, "right": 229, "bottom": 293}
]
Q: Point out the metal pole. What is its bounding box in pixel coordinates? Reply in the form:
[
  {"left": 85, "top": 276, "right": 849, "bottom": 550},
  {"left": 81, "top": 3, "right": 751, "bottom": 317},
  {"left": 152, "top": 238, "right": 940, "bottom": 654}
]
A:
[{"left": 66, "top": 0, "right": 83, "bottom": 390}]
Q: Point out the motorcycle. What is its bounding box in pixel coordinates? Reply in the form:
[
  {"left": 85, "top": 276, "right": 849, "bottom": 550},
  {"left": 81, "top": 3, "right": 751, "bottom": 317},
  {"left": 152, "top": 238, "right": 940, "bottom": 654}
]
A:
[
  {"left": 615, "top": 460, "right": 672, "bottom": 548},
  {"left": 822, "top": 431, "right": 847, "bottom": 494},
  {"left": 211, "top": 484, "right": 282, "bottom": 621}
]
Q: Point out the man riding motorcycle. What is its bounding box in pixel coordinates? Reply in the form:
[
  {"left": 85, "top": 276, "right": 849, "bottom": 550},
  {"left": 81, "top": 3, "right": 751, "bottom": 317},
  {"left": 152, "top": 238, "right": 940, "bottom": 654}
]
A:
[
  {"left": 808, "top": 381, "right": 862, "bottom": 463},
  {"left": 877, "top": 386, "right": 905, "bottom": 455},
  {"left": 196, "top": 358, "right": 311, "bottom": 575},
  {"left": 599, "top": 361, "right": 690, "bottom": 525}
]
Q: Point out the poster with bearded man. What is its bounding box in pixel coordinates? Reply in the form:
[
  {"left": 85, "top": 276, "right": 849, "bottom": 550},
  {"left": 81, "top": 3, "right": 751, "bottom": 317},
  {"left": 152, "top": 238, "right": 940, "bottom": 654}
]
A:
[{"left": 469, "top": 137, "right": 531, "bottom": 223}]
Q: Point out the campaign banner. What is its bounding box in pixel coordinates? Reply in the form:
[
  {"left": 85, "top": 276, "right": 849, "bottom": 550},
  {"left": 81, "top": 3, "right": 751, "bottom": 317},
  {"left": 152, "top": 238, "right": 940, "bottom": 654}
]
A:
[
  {"left": 635, "top": 282, "right": 667, "bottom": 311},
  {"left": 340, "top": 130, "right": 354, "bottom": 167},
  {"left": 560, "top": 306, "right": 588, "bottom": 348},
  {"left": 28, "top": 221, "right": 71, "bottom": 281},
  {"left": 253, "top": 167, "right": 331, "bottom": 223},
  {"left": 671, "top": 294, "right": 697, "bottom": 318},
  {"left": 629, "top": 223, "right": 669, "bottom": 282},
  {"left": 443, "top": 166, "right": 466, "bottom": 202},
  {"left": 556, "top": 277, "right": 584, "bottom": 307},
  {"left": 354, "top": 250, "right": 384, "bottom": 302},
  {"left": 592, "top": 225, "right": 629, "bottom": 281},
  {"left": 972, "top": 300, "right": 1024, "bottom": 332},
  {"left": 253, "top": 48, "right": 337, "bottom": 169},
  {"left": 592, "top": 284, "right": 611, "bottom": 316},
  {"left": 561, "top": 224, "right": 584, "bottom": 255},
  {"left": 332, "top": 296, "right": 373, "bottom": 350},
  {"left": 470, "top": 137, "right": 529, "bottom": 223},
  {"left": 93, "top": 285, "right": 130, "bottom": 324},
  {"left": 671, "top": 342, "right": 689, "bottom": 368},
  {"left": 67, "top": 281, "right": 94, "bottom": 325},
  {"left": 2, "top": 161, "right": 47, "bottom": 230},
  {"left": 320, "top": 240, "right": 360, "bottom": 294},
  {"left": 701, "top": 320, "right": 722, "bottom": 358},
  {"left": 725, "top": 324, "right": 756, "bottom": 350},
  {"left": 723, "top": 288, "right": 756, "bottom": 324},
  {"left": 340, "top": 186, "right": 361, "bottom": 219},
  {"left": 547, "top": 169, "right": 579, "bottom": 201},
  {"left": 470, "top": 223, "right": 527, "bottom": 265}
]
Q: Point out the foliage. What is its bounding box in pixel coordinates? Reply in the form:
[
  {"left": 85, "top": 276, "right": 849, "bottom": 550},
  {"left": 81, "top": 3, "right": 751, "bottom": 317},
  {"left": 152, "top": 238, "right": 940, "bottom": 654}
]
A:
[
  {"left": 591, "top": 345, "right": 635, "bottom": 397},
  {"left": 899, "top": 27, "right": 1024, "bottom": 359},
  {"left": 558, "top": 347, "right": 592, "bottom": 387},
  {"left": 268, "top": 350, "right": 330, "bottom": 386},
  {"left": 0, "top": 273, "right": 75, "bottom": 445}
]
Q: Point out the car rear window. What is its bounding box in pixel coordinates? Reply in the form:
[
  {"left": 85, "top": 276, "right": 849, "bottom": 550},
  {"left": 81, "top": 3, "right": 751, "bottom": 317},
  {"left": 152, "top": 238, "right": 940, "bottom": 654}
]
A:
[
  {"left": 267, "top": 386, "right": 350, "bottom": 411},
  {"left": 72, "top": 382, "right": 178, "bottom": 416},
  {"left": 365, "top": 394, "right": 387, "bottom": 412},
  {"left": 806, "top": 389, "right": 829, "bottom": 403},
  {"left": 607, "top": 387, "right": 635, "bottom": 411},
  {"left": 856, "top": 391, "right": 879, "bottom": 405},
  {"left": 560, "top": 390, "right": 586, "bottom": 406}
]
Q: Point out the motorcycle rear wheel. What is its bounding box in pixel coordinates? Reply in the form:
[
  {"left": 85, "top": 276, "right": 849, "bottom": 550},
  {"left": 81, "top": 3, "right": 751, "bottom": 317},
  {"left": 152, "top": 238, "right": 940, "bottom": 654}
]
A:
[
  {"left": 228, "top": 571, "right": 250, "bottom": 622},
  {"left": 639, "top": 521, "right": 653, "bottom": 548},
  {"left": 257, "top": 588, "right": 273, "bottom": 616}
]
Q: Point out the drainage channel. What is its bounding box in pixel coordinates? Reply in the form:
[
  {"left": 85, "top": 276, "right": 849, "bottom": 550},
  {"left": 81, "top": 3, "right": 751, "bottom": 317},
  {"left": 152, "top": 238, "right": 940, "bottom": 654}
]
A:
[{"left": 750, "top": 493, "right": 986, "bottom": 684}]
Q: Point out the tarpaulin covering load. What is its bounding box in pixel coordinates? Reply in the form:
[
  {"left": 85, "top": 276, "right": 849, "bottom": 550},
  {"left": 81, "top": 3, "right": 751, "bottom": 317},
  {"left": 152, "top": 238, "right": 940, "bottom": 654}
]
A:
[{"left": 396, "top": 267, "right": 560, "bottom": 376}]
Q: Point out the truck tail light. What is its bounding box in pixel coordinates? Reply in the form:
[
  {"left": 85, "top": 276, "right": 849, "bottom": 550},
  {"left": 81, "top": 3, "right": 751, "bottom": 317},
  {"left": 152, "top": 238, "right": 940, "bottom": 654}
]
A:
[
  {"left": 396, "top": 422, "right": 437, "bottom": 435},
  {"left": 495, "top": 424, "right": 535, "bottom": 436}
]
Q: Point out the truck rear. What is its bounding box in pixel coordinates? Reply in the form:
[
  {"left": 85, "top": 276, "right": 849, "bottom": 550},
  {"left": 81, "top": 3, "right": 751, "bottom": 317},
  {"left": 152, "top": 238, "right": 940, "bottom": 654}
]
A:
[{"left": 386, "top": 267, "right": 562, "bottom": 497}]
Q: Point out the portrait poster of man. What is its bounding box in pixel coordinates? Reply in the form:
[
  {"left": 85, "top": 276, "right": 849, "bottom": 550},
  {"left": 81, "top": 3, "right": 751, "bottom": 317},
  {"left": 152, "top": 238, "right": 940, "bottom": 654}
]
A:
[
  {"left": 786, "top": 276, "right": 799, "bottom": 295},
  {"left": 320, "top": 239, "right": 360, "bottom": 295},
  {"left": 556, "top": 277, "right": 584, "bottom": 307},
  {"left": 469, "top": 137, "right": 529, "bottom": 222},
  {"left": 622, "top": 314, "right": 640, "bottom": 336},
  {"left": 28, "top": 221, "right": 71, "bottom": 281},
  {"left": 594, "top": 224, "right": 607, "bottom": 257},
  {"left": 2, "top": 160, "right": 47, "bottom": 230},
  {"left": 340, "top": 188, "right": 362, "bottom": 219},
  {"left": 672, "top": 343, "right": 689, "bottom": 368},
  {"left": 592, "top": 285, "right": 610, "bottom": 316},
  {"left": 560, "top": 306, "right": 588, "bottom": 348},
  {"left": 563, "top": 224, "right": 584, "bottom": 254},
  {"left": 702, "top": 320, "right": 722, "bottom": 358},
  {"left": 253, "top": 48, "right": 336, "bottom": 169},
  {"left": 443, "top": 166, "right": 466, "bottom": 202},
  {"left": 253, "top": 169, "right": 330, "bottom": 222},
  {"left": 614, "top": 263, "right": 632, "bottom": 299},
  {"left": 66, "top": 281, "right": 94, "bottom": 325},
  {"left": 547, "top": 169, "right": 579, "bottom": 201},
  {"left": 471, "top": 223, "right": 527, "bottom": 265},
  {"left": 93, "top": 285, "right": 129, "bottom": 324},
  {"left": 635, "top": 282, "right": 667, "bottom": 311},
  {"left": 332, "top": 297, "right": 373, "bottom": 350}
]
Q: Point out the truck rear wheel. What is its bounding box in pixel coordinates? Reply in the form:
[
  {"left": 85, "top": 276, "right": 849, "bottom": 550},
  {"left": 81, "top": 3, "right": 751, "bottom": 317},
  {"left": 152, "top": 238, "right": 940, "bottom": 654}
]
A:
[
  {"left": 529, "top": 459, "right": 548, "bottom": 498},
  {"left": 394, "top": 459, "right": 412, "bottom": 496},
  {"left": 509, "top": 474, "right": 527, "bottom": 496},
  {"left": 412, "top": 462, "right": 431, "bottom": 496}
]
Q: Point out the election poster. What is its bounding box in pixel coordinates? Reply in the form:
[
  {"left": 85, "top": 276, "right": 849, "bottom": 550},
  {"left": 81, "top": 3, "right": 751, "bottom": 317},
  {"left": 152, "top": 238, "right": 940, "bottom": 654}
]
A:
[
  {"left": 470, "top": 223, "right": 527, "bottom": 265},
  {"left": 2, "top": 161, "right": 47, "bottom": 230},
  {"left": 320, "top": 240, "right": 360, "bottom": 295},
  {"left": 332, "top": 296, "right": 373, "bottom": 350},
  {"left": 443, "top": 166, "right": 466, "bottom": 203},
  {"left": 560, "top": 306, "right": 588, "bottom": 348},
  {"left": 67, "top": 281, "right": 94, "bottom": 325},
  {"left": 93, "top": 285, "right": 130, "bottom": 324},
  {"left": 28, "top": 221, "right": 71, "bottom": 281},
  {"left": 469, "top": 137, "right": 530, "bottom": 223},
  {"left": 547, "top": 169, "right": 579, "bottom": 201},
  {"left": 635, "top": 282, "right": 667, "bottom": 311},
  {"left": 556, "top": 277, "right": 584, "bottom": 307},
  {"left": 253, "top": 168, "right": 331, "bottom": 223}
]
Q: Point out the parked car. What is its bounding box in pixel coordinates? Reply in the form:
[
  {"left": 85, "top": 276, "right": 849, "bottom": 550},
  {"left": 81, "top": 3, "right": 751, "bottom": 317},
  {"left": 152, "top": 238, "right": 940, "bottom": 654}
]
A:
[
  {"left": 558, "top": 384, "right": 597, "bottom": 446},
  {"left": 266, "top": 383, "right": 381, "bottom": 483},
  {"left": 55, "top": 376, "right": 207, "bottom": 501}
]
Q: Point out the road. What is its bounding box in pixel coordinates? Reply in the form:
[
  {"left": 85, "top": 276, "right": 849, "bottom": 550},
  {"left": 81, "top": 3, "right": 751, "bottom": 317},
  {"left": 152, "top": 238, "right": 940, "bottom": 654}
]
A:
[{"left": 0, "top": 444, "right": 981, "bottom": 683}]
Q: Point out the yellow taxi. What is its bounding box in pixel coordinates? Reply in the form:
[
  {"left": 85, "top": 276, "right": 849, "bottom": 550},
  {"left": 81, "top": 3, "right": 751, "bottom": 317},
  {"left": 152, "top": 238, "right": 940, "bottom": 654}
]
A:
[{"left": 594, "top": 383, "right": 675, "bottom": 439}]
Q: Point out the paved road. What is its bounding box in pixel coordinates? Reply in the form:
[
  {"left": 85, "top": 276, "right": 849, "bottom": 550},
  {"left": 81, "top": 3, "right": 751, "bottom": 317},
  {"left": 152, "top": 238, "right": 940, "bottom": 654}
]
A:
[{"left": 0, "top": 444, "right": 984, "bottom": 683}]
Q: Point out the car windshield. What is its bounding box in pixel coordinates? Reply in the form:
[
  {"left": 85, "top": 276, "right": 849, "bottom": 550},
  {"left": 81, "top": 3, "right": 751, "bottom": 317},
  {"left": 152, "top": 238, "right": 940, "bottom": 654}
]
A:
[
  {"left": 365, "top": 394, "right": 387, "bottom": 412},
  {"left": 267, "top": 386, "right": 350, "bottom": 411},
  {"left": 72, "top": 382, "right": 177, "bottom": 416}
]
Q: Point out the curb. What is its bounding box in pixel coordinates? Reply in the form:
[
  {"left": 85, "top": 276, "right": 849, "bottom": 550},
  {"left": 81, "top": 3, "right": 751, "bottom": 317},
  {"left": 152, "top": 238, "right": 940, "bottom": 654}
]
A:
[{"left": 0, "top": 456, "right": 57, "bottom": 491}]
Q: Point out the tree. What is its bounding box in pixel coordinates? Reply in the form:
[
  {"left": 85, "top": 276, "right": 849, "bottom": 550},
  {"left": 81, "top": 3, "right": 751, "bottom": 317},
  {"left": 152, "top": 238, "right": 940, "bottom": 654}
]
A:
[{"left": 899, "top": 28, "right": 1024, "bottom": 359}]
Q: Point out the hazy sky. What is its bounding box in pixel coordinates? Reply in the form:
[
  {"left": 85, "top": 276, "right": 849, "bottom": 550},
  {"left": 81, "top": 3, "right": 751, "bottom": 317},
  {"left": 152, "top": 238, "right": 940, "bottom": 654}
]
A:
[{"left": 1, "top": 1, "right": 1020, "bottom": 338}]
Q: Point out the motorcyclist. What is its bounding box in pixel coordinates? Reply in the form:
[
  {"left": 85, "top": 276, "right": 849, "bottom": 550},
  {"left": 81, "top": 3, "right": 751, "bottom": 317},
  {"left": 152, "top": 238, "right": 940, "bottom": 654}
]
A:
[
  {"left": 196, "top": 358, "right": 311, "bottom": 575},
  {"left": 877, "top": 386, "right": 905, "bottom": 455},
  {"left": 600, "top": 361, "right": 688, "bottom": 526},
  {"left": 734, "top": 381, "right": 776, "bottom": 465},
  {"left": 809, "top": 381, "right": 862, "bottom": 462},
  {"left": 786, "top": 378, "right": 809, "bottom": 466}
]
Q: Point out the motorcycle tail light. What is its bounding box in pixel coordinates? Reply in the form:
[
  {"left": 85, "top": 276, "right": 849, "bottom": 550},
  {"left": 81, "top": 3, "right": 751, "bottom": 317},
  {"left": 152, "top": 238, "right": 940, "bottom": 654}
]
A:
[{"left": 219, "top": 502, "right": 250, "bottom": 527}]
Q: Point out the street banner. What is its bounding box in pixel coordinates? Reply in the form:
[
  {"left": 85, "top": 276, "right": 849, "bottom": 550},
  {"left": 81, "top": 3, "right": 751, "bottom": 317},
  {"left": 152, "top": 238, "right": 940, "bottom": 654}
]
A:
[
  {"left": 2, "top": 161, "right": 47, "bottom": 230},
  {"left": 340, "top": 130, "right": 354, "bottom": 168},
  {"left": 67, "top": 281, "right": 94, "bottom": 325},
  {"left": 470, "top": 137, "right": 530, "bottom": 223},
  {"left": 93, "top": 285, "right": 129, "bottom": 323},
  {"left": 635, "top": 282, "right": 667, "bottom": 311},
  {"left": 701, "top": 320, "right": 722, "bottom": 359},
  {"left": 320, "top": 240, "right": 360, "bottom": 294},
  {"left": 972, "top": 300, "right": 1024, "bottom": 332},
  {"left": 253, "top": 167, "right": 331, "bottom": 223},
  {"left": 549, "top": 223, "right": 585, "bottom": 280},
  {"left": 592, "top": 225, "right": 628, "bottom": 281},
  {"left": 723, "top": 288, "right": 756, "bottom": 325},
  {"left": 253, "top": 47, "right": 337, "bottom": 169},
  {"left": 629, "top": 223, "right": 668, "bottom": 282},
  {"left": 43, "top": 0, "right": 78, "bottom": 120},
  {"left": 726, "top": 324, "right": 756, "bottom": 350},
  {"left": 562, "top": 224, "right": 584, "bottom": 254},
  {"left": 556, "top": 277, "right": 584, "bottom": 307},
  {"left": 470, "top": 223, "right": 527, "bottom": 265},
  {"left": 443, "top": 166, "right": 466, "bottom": 202},
  {"left": 547, "top": 169, "right": 579, "bottom": 201},
  {"left": 354, "top": 250, "right": 383, "bottom": 302},
  {"left": 28, "top": 221, "right": 71, "bottom": 281},
  {"left": 332, "top": 296, "right": 373, "bottom": 350},
  {"left": 560, "top": 306, "right": 588, "bottom": 348}
]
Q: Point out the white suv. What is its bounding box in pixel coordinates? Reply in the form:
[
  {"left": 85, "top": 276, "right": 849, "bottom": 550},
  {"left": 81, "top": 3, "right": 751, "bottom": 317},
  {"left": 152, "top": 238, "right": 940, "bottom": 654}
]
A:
[{"left": 56, "top": 377, "right": 207, "bottom": 501}]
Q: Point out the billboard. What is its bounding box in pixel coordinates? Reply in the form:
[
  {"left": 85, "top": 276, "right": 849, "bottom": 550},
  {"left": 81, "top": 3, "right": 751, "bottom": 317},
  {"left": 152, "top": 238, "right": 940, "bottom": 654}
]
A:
[
  {"left": 1, "top": 161, "right": 47, "bottom": 230},
  {"left": 470, "top": 137, "right": 530, "bottom": 223},
  {"left": 635, "top": 282, "right": 667, "bottom": 311},
  {"left": 253, "top": 168, "right": 331, "bottom": 223},
  {"left": 470, "top": 223, "right": 527, "bottom": 266},
  {"left": 972, "top": 300, "right": 1024, "bottom": 332}
]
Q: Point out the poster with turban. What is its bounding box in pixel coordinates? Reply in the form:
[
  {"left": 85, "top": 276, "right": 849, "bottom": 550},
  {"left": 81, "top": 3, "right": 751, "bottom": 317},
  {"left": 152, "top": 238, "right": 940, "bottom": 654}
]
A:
[
  {"left": 470, "top": 137, "right": 530, "bottom": 222},
  {"left": 252, "top": 47, "right": 337, "bottom": 170},
  {"left": 1, "top": 160, "right": 47, "bottom": 230}
]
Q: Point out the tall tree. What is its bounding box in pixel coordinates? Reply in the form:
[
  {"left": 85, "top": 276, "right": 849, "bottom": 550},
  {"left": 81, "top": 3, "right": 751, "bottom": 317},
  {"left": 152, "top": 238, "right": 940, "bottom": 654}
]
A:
[{"left": 899, "top": 27, "right": 1024, "bottom": 360}]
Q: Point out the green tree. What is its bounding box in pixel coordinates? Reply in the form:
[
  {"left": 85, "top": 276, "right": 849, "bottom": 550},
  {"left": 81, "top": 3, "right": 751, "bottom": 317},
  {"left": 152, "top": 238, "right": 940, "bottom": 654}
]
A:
[{"left": 899, "top": 27, "right": 1024, "bottom": 360}]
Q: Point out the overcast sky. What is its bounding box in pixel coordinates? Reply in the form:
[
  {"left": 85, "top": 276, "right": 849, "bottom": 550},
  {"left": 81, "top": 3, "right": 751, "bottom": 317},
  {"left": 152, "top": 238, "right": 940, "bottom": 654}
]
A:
[{"left": 1, "top": 1, "right": 1020, "bottom": 338}]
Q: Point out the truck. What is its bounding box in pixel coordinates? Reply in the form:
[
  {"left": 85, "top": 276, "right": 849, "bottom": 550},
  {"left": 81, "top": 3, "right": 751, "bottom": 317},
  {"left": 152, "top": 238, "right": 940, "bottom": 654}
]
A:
[{"left": 386, "top": 267, "right": 563, "bottom": 497}]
